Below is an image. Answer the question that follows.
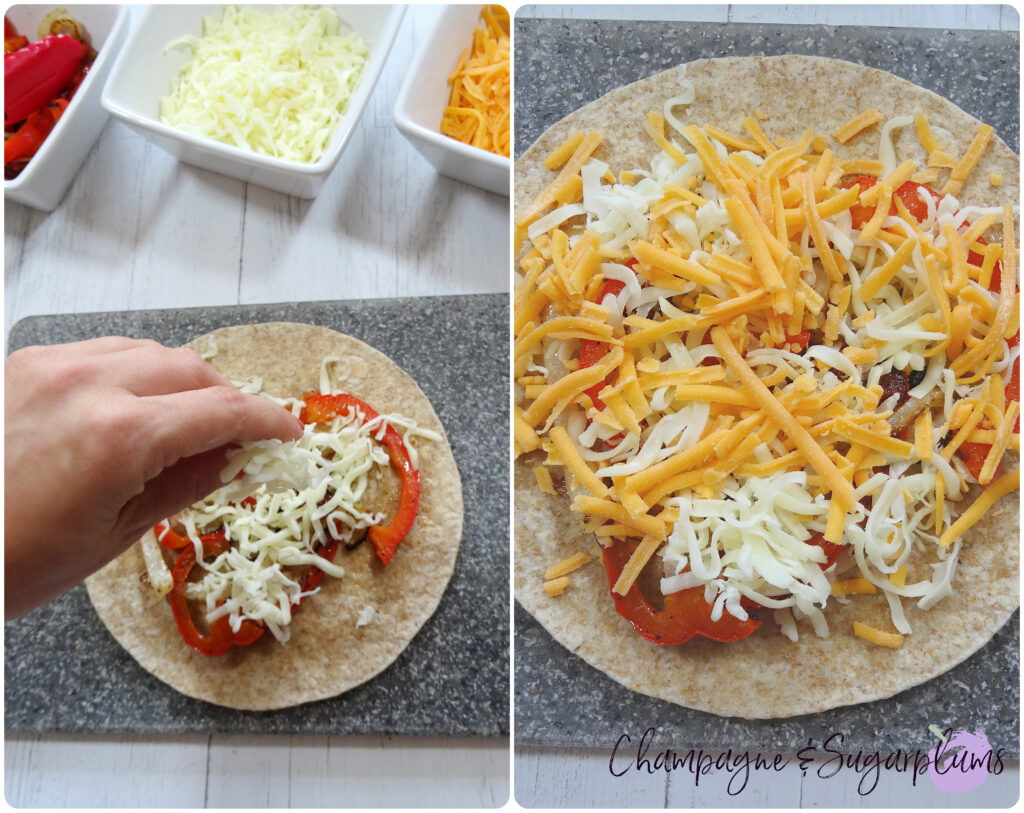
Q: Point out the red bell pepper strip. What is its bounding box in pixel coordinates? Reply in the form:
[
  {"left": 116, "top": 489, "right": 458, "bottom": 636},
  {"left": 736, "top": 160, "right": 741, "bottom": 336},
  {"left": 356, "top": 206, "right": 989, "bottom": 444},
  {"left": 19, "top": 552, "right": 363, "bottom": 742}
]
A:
[
  {"left": 4, "top": 18, "right": 27, "bottom": 53},
  {"left": 300, "top": 392, "right": 420, "bottom": 565},
  {"left": 292, "top": 538, "right": 341, "bottom": 609},
  {"left": 843, "top": 175, "right": 1020, "bottom": 473},
  {"left": 785, "top": 330, "right": 811, "bottom": 351},
  {"left": 958, "top": 354, "right": 1020, "bottom": 482},
  {"left": 807, "top": 531, "right": 843, "bottom": 570},
  {"left": 579, "top": 258, "right": 638, "bottom": 409},
  {"left": 842, "top": 176, "right": 1005, "bottom": 287},
  {"left": 958, "top": 442, "right": 992, "bottom": 483},
  {"left": 4, "top": 33, "right": 85, "bottom": 126},
  {"left": 843, "top": 176, "right": 936, "bottom": 229},
  {"left": 160, "top": 519, "right": 339, "bottom": 652},
  {"left": 1007, "top": 356, "right": 1020, "bottom": 404},
  {"left": 155, "top": 521, "right": 229, "bottom": 551},
  {"left": 580, "top": 279, "right": 626, "bottom": 405},
  {"left": 166, "top": 532, "right": 265, "bottom": 656},
  {"left": 4, "top": 98, "right": 66, "bottom": 166},
  {"left": 600, "top": 537, "right": 760, "bottom": 644}
]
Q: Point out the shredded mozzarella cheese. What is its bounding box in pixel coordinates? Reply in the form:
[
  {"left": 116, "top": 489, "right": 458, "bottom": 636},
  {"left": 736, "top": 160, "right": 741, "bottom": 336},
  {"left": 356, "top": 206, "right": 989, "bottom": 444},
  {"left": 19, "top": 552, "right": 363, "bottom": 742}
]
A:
[{"left": 159, "top": 6, "right": 369, "bottom": 163}]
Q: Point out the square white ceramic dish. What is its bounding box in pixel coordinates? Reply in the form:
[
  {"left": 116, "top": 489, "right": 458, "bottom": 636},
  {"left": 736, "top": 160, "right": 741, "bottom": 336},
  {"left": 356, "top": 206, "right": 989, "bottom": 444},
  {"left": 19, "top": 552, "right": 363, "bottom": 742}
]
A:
[
  {"left": 101, "top": 5, "right": 404, "bottom": 199},
  {"left": 4, "top": 5, "right": 129, "bottom": 211},
  {"left": 393, "top": 5, "right": 509, "bottom": 197}
]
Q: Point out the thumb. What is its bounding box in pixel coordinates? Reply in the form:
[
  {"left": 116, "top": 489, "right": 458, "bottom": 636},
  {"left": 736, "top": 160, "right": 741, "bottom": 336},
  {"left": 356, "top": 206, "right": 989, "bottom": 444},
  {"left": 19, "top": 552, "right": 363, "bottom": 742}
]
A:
[{"left": 114, "top": 447, "right": 232, "bottom": 546}]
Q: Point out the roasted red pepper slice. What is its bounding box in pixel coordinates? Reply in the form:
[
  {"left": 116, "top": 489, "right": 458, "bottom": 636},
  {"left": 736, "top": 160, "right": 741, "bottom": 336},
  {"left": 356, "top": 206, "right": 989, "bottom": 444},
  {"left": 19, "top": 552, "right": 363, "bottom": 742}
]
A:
[
  {"left": 878, "top": 370, "right": 912, "bottom": 411},
  {"left": 842, "top": 176, "right": 940, "bottom": 229},
  {"left": 162, "top": 521, "right": 339, "bottom": 652},
  {"left": 842, "top": 176, "right": 1019, "bottom": 479},
  {"left": 892, "top": 179, "right": 942, "bottom": 223},
  {"left": 301, "top": 392, "right": 420, "bottom": 565},
  {"left": 600, "top": 537, "right": 760, "bottom": 644},
  {"left": 784, "top": 330, "right": 811, "bottom": 351},
  {"left": 807, "top": 531, "right": 844, "bottom": 570},
  {"left": 293, "top": 538, "right": 341, "bottom": 609},
  {"left": 580, "top": 259, "right": 638, "bottom": 409},
  {"left": 155, "top": 521, "right": 229, "bottom": 551},
  {"left": 842, "top": 176, "right": 1008, "bottom": 291},
  {"left": 4, "top": 33, "right": 85, "bottom": 126},
  {"left": 4, "top": 99, "right": 65, "bottom": 167},
  {"left": 843, "top": 176, "right": 880, "bottom": 229},
  {"left": 166, "top": 532, "right": 265, "bottom": 656},
  {"left": 958, "top": 442, "right": 991, "bottom": 483},
  {"left": 4, "top": 18, "right": 28, "bottom": 53},
  {"left": 958, "top": 355, "right": 1019, "bottom": 482},
  {"left": 1007, "top": 355, "right": 1020, "bottom": 405},
  {"left": 579, "top": 278, "right": 627, "bottom": 409}
]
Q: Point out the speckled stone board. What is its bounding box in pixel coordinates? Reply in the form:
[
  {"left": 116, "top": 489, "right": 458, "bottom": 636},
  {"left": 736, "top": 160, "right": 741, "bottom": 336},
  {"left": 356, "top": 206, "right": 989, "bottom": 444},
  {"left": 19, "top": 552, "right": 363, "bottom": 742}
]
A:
[
  {"left": 5, "top": 294, "right": 509, "bottom": 736},
  {"left": 516, "top": 606, "right": 1019, "bottom": 756},
  {"left": 514, "top": 19, "right": 1019, "bottom": 157},
  {"left": 513, "top": 17, "right": 1019, "bottom": 756}
]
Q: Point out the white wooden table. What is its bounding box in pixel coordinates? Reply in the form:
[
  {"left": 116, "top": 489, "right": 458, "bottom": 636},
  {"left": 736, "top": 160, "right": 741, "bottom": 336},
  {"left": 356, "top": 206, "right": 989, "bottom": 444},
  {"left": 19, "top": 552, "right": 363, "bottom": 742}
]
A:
[
  {"left": 514, "top": 3, "right": 1020, "bottom": 808},
  {"left": 4, "top": 5, "right": 509, "bottom": 807}
]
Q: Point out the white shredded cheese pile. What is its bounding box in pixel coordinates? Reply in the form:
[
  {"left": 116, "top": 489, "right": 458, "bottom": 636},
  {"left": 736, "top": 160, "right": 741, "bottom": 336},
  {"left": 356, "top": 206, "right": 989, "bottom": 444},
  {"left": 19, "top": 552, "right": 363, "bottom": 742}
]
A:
[
  {"left": 167, "top": 355, "right": 442, "bottom": 644},
  {"left": 159, "top": 5, "right": 369, "bottom": 163},
  {"left": 178, "top": 413, "right": 388, "bottom": 643}
]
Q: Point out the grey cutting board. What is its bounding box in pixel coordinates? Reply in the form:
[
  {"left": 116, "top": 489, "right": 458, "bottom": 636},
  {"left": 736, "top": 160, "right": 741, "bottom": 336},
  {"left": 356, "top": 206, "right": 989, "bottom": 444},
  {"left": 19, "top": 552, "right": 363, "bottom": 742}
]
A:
[
  {"left": 5, "top": 294, "right": 509, "bottom": 736},
  {"left": 514, "top": 19, "right": 1019, "bottom": 157},
  {"left": 513, "top": 18, "right": 1020, "bottom": 756}
]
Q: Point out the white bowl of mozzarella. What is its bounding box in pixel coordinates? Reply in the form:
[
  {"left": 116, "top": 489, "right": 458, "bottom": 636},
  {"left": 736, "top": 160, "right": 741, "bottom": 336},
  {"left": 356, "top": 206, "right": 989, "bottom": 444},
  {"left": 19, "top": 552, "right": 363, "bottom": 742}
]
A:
[{"left": 101, "top": 4, "right": 404, "bottom": 198}]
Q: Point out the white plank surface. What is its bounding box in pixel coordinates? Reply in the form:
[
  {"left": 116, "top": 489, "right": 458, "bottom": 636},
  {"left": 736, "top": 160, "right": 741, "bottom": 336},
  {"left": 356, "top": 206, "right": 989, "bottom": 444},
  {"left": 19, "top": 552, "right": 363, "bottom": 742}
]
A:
[
  {"left": 515, "top": 747, "right": 1020, "bottom": 808},
  {"left": 4, "top": 4, "right": 509, "bottom": 808},
  {"left": 512, "top": 2, "right": 1020, "bottom": 808}
]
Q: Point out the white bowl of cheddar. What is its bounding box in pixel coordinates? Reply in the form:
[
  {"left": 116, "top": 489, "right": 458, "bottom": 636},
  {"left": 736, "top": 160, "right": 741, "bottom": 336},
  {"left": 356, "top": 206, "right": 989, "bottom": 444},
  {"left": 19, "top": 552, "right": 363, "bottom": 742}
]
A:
[
  {"left": 102, "top": 5, "right": 404, "bottom": 199},
  {"left": 394, "top": 5, "right": 510, "bottom": 197}
]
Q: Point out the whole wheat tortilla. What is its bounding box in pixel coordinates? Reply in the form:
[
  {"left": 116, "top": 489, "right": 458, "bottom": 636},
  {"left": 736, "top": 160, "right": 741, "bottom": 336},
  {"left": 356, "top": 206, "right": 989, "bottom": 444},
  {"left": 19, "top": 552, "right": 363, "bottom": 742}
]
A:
[
  {"left": 87, "top": 323, "right": 463, "bottom": 711},
  {"left": 514, "top": 56, "right": 1020, "bottom": 719}
]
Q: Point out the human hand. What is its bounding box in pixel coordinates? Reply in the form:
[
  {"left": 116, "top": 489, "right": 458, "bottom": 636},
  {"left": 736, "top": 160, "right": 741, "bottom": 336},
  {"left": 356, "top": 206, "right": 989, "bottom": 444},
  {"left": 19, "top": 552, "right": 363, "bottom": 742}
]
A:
[{"left": 4, "top": 337, "right": 303, "bottom": 619}]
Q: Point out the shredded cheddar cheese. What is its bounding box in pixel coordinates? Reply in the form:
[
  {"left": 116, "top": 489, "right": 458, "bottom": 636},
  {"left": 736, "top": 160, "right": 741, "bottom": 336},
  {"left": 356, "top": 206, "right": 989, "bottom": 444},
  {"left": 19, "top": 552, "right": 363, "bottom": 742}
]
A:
[
  {"left": 544, "top": 131, "right": 585, "bottom": 170},
  {"left": 831, "top": 578, "right": 878, "bottom": 597},
  {"left": 545, "top": 552, "right": 593, "bottom": 580},
  {"left": 440, "top": 6, "right": 510, "bottom": 157},
  {"left": 544, "top": 576, "right": 570, "bottom": 597},
  {"left": 939, "top": 470, "right": 1020, "bottom": 547},
  {"left": 853, "top": 621, "right": 904, "bottom": 648},
  {"left": 833, "top": 108, "right": 883, "bottom": 143}
]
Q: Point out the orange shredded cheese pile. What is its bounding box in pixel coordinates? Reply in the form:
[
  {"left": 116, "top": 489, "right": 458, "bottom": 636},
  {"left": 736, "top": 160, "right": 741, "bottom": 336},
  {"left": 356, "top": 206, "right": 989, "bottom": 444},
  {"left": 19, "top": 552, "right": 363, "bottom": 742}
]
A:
[{"left": 439, "top": 6, "right": 510, "bottom": 157}]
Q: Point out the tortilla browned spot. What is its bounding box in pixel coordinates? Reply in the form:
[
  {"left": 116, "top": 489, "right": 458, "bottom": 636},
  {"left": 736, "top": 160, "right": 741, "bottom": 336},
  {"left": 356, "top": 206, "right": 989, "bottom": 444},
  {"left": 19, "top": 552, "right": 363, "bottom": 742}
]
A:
[
  {"left": 514, "top": 56, "right": 1019, "bottom": 718},
  {"left": 87, "top": 323, "right": 463, "bottom": 711}
]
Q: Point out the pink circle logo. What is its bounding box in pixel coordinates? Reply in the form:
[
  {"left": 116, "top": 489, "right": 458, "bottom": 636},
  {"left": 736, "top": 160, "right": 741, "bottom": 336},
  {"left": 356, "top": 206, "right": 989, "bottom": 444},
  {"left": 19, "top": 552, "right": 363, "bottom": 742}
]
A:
[{"left": 928, "top": 730, "right": 993, "bottom": 793}]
